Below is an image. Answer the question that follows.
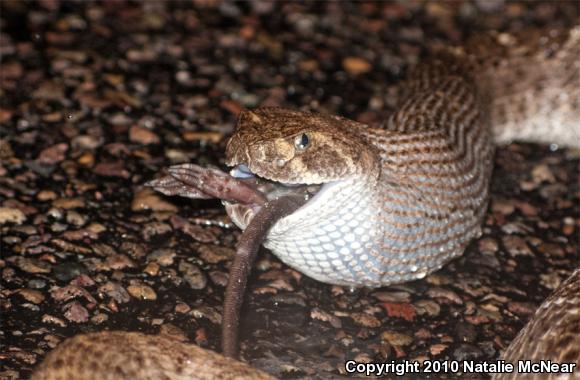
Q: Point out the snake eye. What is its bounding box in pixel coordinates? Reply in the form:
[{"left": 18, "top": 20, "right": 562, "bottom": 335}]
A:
[{"left": 294, "top": 133, "right": 310, "bottom": 150}]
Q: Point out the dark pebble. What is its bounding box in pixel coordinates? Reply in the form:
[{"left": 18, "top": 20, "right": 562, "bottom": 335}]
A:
[
  {"left": 453, "top": 343, "right": 484, "bottom": 361},
  {"left": 455, "top": 322, "right": 478, "bottom": 343},
  {"left": 52, "top": 262, "right": 87, "bottom": 282},
  {"left": 27, "top": 279, "right": 47, "bottom": 289}
]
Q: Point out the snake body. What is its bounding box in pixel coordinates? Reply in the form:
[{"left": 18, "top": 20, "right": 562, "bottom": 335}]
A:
[
  {"left": 32, "top": 26, "right": 580, "bottom": 379},
  {"left": 225, "top": 26, "right": 580, "bottom": 287},
  {"left": 493, "top": 268, "right": 580, "bottom": 380}
]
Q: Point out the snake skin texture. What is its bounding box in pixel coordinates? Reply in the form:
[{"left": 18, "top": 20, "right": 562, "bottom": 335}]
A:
[
  {"left": 31, "top": 332, "right": 275, "bottom": 380},
  {"left": 492, "top": 268, "right": 580, "bottom": 380},
  {"left": 226, "top": 26, "right": 580, "bottom": 287}
]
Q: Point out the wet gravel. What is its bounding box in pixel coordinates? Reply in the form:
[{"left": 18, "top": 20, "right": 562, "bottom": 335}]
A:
[{"left": 1, "top": 1, "right": 579, "bottom": 379}]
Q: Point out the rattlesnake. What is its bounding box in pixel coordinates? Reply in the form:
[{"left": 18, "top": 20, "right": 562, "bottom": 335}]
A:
[{"left": 32, "top": 26, "right": 580, "bottom": 380}]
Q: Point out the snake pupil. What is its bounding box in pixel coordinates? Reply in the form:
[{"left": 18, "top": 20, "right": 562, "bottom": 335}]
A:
[{"left": 295, "top": 133, "right": 309, "bottom": 150}]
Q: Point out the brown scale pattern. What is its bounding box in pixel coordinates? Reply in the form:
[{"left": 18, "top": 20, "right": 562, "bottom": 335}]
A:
[
  {"left": 492, "top": 269, "right": 580, "bottom": 380},
  {"left": 31, "top": 332, "right": 274, "bottom": 380}
]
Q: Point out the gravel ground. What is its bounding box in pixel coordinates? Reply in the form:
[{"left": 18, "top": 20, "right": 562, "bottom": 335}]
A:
[{"left": 1, "top": 1, "right": 579, "bottom": 379}]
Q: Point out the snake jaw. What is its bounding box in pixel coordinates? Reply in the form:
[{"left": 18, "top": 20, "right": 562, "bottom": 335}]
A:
[
  {"left": 225, "top": 164, "right": 323, "bottom": 230},
  {"left": 230, "top": 164, "right": 322, "bottom": 190}
]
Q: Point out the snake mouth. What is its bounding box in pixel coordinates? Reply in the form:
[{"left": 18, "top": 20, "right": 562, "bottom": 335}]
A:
[
  {"left": 224, "top": 164, "right": 322, "bottom": 229},
  {"left": 229, "top": 164, "right": 321, "bottom": 200}
]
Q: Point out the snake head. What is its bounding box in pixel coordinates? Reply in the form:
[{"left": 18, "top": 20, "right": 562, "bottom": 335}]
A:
[{"left": 226, "top": 107, "right": 379, "bottom": 184}]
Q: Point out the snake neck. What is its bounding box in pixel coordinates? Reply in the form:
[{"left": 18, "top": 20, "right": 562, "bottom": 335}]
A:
[{"left": 264, "top": 171, "right": 383, "bottom": 286}]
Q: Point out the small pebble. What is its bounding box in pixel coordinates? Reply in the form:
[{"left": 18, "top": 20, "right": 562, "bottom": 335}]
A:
[
  {"left": 381, "top": 302, "right": 417, "bottom": 321},
  {"left": 414, "top": 299, "right": 441, "bottom": 317},
  {"left": 198, "top": 245, "right": 235, "bottom": 264},
  {"left": 502, "top": 235, "right": 533, "bottom": 257},
  {"left": 178, "top": 261, "right": 207, "bottom": 290},
  {"left": 127, "top": 283, "right": 158, "bottom": 300},
  {"left": 209, "top": 271, "right": 228, "bottom": 287},
  {"left": 132, "top": 189, "right": 178, "bottom": 212},
  {"left": 507, "top": 301, "right": 537, "bottom": 317},
  {"left": 91, "top": 312, "right": 109, "bottom": 324},
  {"left": 41, "top": 315, "right": 67, "bottom": 327},
  {"left": 62, "top": 301, "right": 89, "bottom": 323},
  {"left": 28, "top": 279, "right": 47, "bottom": 289},
  {"left": 350, "top": 312, "right": 381, "bottom": 328},
  {"left": 342, "top": 57, "right": 372, "bottom": 75},
  {"left": 52, "top": 263, "right": 86, "bottom": 282},
  {"left": 52, "top": 198, "right": 85, "bottom": 209},
  {"left": 429, "top": 344, "right": 449, "bottom": 356},
  {"left": 182, "top": 131, "right": 223, "bottom": 143},
  {"left": 143, "top": 262, "right": 160, "bottom": 276},
  {"left": 311, "top": 308, "right": 342, "bottom": 328},
  {"left": 102, "top": 254, "right": 136, "bottom": 271},
  {"left": 37, "top": 190, "right": 57, "bottom": 201},
  {"left": 175, "top": 302, "right": 191, "bottom": 314},
  {"left": 71, "top": 135, "right": 103, "bottom": 150},
  {"left": 129, "top": 125, "right": 160, "bottom": 145},
  {"left": 0, "top": 207, "right": 26, "bottom": 225},
  {"left": 426, "top": 287, "right": 463, "bottom": 305},
  {"left": 147, "top": 248, "right": 176, "bottom": 266},
  {"left": 491, "top": 199, "right": 515, "bottom": 215},
  {"left": 98, "top": 282, "right": 131, "bottom": 304},
  {"left": 478, "top": 237, "right": 499, "bottom": 253},
  {"left": 453, "top": 343, "right": 484, "bottom": 361},
  {"left": 7, "top": 256, "right": 51, "bottom": 274},
  {"left": 66, "top": 210, "right": 87, "bottom": 226},
  {"left": 381, "top": 331, "right": 414, "bottom": 348},
  {"left": 455, "top": 322, "right": 478, "bottom": 343},
  {"left": 531, "top": 164, "right": 555, "bottom": 183},
  {"left": 18, "top": 289, "right": 45, "bottom": 304},
  {"left": 372, "top": 290, "right": 411, "bottom": 303},
  {"left": 36, "top": 143, "right": 68, "bottom": 165},
  {"left": 141, "top": 221, "right": 172, "bottom": 239}
]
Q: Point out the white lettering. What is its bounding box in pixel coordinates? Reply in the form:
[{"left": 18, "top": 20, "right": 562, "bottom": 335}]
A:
[{"left": 344, "top": 360, "right": 421, "bottom": 376}]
